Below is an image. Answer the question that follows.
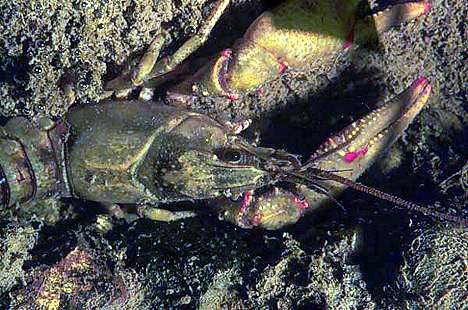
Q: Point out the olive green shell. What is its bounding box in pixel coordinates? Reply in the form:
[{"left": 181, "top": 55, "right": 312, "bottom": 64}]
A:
[{"left": 65, "top": 100, "right": 207, "bottom": 204}]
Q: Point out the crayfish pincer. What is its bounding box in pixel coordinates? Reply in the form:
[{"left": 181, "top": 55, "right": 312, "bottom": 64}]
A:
[
  {"left": 0, "top": 75, "right": 466, "bottom": 228},
  {"left": 106, "top": 0, "right": 432, "bottom": 101}
]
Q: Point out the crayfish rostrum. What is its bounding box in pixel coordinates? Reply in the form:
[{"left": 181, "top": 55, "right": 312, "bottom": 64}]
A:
[{"left": 0, "top": 0, "right": 466, "bottom": 229}]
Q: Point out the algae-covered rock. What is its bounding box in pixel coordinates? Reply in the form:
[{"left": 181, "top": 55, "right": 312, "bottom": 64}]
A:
[
  {"left": 122, "top": 218, "right": 262, "bottom": 309},
  {"left": 0, "top": 0, "right": 217, "bottom": 117},
  {"left": 11, "top": 245, "right": 148, "bottom": 310},
  {"left": 0, "top": 224, "right": 38, "bottom": 296},
  {"left": 199, "top": 268, "right": 245, "bottom": 310},
  {"left": 248, "top": 232, "right": 376, "bottom": 309},
  {"left": 399, "top": 225, "right": 467, "bottom": 309}
]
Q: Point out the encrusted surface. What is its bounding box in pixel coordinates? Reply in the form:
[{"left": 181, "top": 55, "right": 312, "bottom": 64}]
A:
[
  {"left": 398, "top": 225, "right": 467, "bottom": 309},
  {"left": 0, "top": 224, "right": 38, "bottom": 296}
]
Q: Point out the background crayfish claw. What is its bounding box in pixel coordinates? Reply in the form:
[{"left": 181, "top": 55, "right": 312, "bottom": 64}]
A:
[{"left": 105, "top": 0, "right": 431, "bottom": 102}]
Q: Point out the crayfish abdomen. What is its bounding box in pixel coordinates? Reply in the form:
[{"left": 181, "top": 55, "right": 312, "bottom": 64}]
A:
[{"left": 0, "top": 117, "right": 64, "bottom": 209}]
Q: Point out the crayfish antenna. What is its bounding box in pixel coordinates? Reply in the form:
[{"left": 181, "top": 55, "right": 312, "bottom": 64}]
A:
[{"left": 307, "top": 168, "right": 468, "bottom": 226}]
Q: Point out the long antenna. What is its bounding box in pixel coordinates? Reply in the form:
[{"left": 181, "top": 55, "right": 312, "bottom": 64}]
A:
[{"left": 298, "top": 168, "right": 468, "bottom": 226}]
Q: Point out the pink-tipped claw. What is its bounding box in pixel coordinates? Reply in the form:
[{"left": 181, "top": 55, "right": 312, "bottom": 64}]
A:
[
  {"left": 343, "top": 146, "right": 368, "bottom": 163},
  {"left": 412, "top": 76, "right": 429, "bottom": 88},
  {"left": 239, "top": 191, "right": 253, "bottom": 214},
  {"left": 293, "top": 197, "right": 309, "bottom": 210},
  {"left": 343, "top": 30, "right": 354, "bottom": 49},
  {"left": 278, "top": 61, "right": 288, "bottom": 73},
  {"left": 227, "top": 93, "right": 240, "bottom": 101},
  {"left": 409, "top": 76, "right": 432, "bottom": 96},
  {"left": 251, "top": 213, "right": 263, "bottom": 226},
  {"left": 420, "top": 2, "right": 431, "bottom": 17},
  {"left": 221, "top": 49, "right": 232, "bottom": 57}
]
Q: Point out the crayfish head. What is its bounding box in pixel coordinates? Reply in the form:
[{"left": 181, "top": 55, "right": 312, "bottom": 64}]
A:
[
  {"left": 160, "top": 139, "right": 304, "bottom": 201},
  {"left": 161, "top": 146, "right": 270, "bottom": 200},
  {"left": 155, "top": 112, "right": 302, "bottom": 201}
]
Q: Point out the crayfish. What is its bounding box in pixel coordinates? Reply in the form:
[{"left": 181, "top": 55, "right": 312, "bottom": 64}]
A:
[{"left": 0, "top": 0, "right": 466, "bottom": 229}]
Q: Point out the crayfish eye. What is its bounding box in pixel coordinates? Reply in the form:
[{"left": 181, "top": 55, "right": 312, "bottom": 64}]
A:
[{"left": 219, "top": 149, "right": 243, "bottom": 163}]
